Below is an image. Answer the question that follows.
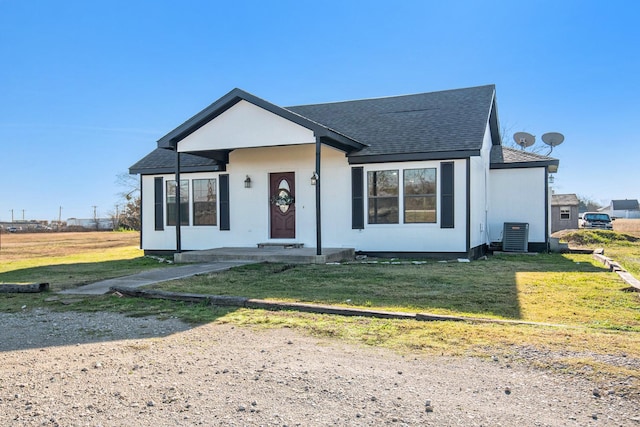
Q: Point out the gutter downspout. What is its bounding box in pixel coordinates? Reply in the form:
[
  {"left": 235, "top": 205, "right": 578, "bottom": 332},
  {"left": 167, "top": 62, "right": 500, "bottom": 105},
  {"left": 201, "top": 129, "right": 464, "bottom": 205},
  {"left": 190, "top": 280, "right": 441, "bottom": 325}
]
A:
[{"left": 315, "top": 136, "right": 322, "bottom": 256}]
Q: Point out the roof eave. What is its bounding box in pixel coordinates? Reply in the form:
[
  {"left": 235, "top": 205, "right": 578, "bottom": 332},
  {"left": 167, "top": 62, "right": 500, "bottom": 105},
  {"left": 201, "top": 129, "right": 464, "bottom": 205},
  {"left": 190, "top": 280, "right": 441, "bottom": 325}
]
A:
[
  {"left": 129, "top": 165, "right": 223, "bottom": 175},
  {"left": 490, "top": 159, "right": 559, "bottom": 170},
  {"left": 348, "top": 149, "right": 480, "bottom": 165}
]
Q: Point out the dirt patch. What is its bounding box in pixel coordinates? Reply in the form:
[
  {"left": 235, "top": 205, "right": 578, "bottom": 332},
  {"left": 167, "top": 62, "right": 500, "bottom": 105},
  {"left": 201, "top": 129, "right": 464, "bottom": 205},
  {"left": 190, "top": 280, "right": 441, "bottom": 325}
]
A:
[
  {"left": 614, "top": 219, "right": 640, "bottom": 238},
  {"left": 1, "top": 310, "right": 639, "bottom": 426}
]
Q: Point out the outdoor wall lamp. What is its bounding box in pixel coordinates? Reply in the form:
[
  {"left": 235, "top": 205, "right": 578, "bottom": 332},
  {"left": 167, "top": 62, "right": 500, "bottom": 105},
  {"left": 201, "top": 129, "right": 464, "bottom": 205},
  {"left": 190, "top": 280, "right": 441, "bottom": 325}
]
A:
[
  {"left": 310, "top": 172, "right": 318, "bottom": 185},
  {"left": 244, "top": 175, "right": 252, "bottom": 188}
]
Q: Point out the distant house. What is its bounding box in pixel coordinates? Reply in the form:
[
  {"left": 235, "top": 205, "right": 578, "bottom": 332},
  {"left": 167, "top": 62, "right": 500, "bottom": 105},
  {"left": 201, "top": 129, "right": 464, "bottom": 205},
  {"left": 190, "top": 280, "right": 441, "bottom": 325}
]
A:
[
  {"left": 551, "top": 193, "right": 579, "bottom": 232},
  {"left": 599, "top": 199, "right": 640, "bottom": 219},
  {"left": 130, "top": 85, "right": 559, "bottom": 258}
]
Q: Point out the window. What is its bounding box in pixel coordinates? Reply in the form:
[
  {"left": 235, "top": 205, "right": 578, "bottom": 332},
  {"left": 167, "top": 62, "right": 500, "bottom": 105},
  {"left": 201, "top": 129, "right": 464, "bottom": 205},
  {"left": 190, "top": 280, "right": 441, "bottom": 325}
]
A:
[
  {"left": 368, "top": 170, "right": 399, "bottom": 224},
  {"left": 193, "top": 179, "right": 217, "bottom": 225},
  {"left": 560, "top": 206, "right": 571, "bottom": 220},
  {"left": 404, "top": 168, "right": 436, "bottom": 223},
  {"left": 166, "top": 180, "right": 189, "bottom": 226}
]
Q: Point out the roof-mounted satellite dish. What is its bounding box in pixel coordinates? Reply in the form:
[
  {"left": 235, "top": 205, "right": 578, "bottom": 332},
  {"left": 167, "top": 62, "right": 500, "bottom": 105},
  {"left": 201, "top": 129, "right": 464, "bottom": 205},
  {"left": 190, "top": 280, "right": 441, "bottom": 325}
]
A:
[
  {"left": 541, "top": 132, "right": 565, "bottom": 155},
  {"left": 513, "top": 132, "right": 535, "bottom": 149},
  {"left": 541, "top": 132, "right": 564, "bottom": 147}
]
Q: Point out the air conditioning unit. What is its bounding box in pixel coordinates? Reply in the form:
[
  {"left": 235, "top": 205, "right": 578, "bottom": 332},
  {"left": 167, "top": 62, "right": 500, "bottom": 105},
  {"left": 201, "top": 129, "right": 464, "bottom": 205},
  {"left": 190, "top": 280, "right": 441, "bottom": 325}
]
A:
[{"left": 503, "top": 222, "right": 529, "bottom": 252}]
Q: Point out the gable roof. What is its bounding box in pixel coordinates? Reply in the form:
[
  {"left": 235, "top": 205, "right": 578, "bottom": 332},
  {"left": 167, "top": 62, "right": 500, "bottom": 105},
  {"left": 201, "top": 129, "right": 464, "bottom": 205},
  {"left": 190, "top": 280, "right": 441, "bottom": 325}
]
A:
[
  {"left": 551, "top": 193, "right": 579, "bottom": 206},
  {"left": 288, "top": 85, "right": 499, "bottom": 163},
  {"left": 131, "top": 85, "right": 557, "bottom": 173},
  {"left": 611, "top": 199, "right": 640, "bottom": 210},
  {"left": 157, "top": 88, "right": 365, "bottom": 154},
  {"left": 490, "top": 146, "right": 559, "bottom": 170}
]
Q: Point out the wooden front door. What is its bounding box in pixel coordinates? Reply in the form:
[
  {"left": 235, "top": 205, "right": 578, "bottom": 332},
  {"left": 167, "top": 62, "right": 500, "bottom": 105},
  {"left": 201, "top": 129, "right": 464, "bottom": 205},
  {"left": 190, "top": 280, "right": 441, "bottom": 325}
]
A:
[{"left": 270, "top": 172, "right": 295, "bottom": 239}]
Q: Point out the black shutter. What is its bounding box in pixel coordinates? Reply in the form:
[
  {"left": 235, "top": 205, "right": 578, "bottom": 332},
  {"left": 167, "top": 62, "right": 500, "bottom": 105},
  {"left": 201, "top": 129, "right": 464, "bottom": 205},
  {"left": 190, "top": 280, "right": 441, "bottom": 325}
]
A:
[
  {"left": 440, "top": 162, "right": 454, "bottom": 228},
  {"left": 154, "top": 177, "right": 164, "bottom": 230},
  {"left": 352, "top": 167, "right": 364, "bottom": 229},
  {"left": 219, "top": 174, "right": 230, "bottom": 231}
]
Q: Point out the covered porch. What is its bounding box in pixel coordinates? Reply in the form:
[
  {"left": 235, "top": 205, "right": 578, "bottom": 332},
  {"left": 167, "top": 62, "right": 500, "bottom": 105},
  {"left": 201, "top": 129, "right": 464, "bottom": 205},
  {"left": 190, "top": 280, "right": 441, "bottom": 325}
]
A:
[{"left": 174, "top": 246, "right": 355, "bottom": 264}]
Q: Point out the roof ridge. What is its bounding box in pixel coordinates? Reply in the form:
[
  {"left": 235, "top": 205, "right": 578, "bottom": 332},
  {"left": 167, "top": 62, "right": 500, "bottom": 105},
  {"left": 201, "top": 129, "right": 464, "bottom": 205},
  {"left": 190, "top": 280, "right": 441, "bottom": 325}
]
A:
[{"left": 287, "top": 84, "right": 496, "bottom": 108}]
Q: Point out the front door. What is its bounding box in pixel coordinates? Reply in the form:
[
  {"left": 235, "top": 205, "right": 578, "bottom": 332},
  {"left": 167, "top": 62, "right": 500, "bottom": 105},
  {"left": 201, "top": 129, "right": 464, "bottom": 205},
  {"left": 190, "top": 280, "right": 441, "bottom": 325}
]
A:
[{"left": 270, "top": 172, "right": 296, "bottom": 239}]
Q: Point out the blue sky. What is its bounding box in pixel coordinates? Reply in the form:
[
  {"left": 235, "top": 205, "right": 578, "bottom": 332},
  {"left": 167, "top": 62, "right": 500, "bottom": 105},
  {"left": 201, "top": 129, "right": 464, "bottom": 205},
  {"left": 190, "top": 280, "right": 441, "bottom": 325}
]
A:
[{"left": 0, "top": 0, "right": 638, "bottom": 221}]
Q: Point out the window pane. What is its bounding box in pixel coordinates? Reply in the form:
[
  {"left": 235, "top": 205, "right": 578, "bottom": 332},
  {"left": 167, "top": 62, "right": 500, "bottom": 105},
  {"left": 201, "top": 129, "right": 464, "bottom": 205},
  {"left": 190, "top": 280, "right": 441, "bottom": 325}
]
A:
[
  {"left": 367, "top": 170, "right": 399, "bottom": 224},
  {"left": 166, "top": 180, "right": 189, "bottom": 226},
  {"left": 368, "top": 170, "right": 399, "bottom": 197},
  {"left": 405, "top": 196, "right": 436, "bottom": 223},
  {"left": 193, "top": 179, "right": 217, "bottom": 226},
  {"left": 404, "top": 168, "right": 437, "bottom": 223},
  {"left": 368, "top": 197, "right": 399, "bottom": 224}
]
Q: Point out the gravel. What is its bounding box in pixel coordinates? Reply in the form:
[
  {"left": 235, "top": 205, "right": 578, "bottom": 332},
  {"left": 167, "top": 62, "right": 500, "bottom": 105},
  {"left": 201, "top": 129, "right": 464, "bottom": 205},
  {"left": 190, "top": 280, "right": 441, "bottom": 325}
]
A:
[{"left": 1, "top": 309, "right": 639, "bottom": 426}]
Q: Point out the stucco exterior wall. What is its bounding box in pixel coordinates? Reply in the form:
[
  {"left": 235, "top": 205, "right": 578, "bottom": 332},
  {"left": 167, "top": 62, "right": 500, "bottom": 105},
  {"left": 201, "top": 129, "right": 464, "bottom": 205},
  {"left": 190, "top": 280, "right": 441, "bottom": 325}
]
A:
[
  {"left": 349, "top": 158, "right": 468, "bottom": 253},
  {"left": 488, "top": 167, "right": 547, "bottom": 244},
  {"left": 141, "top": 146, "right": 470, "bottom": 253},
  {"left": 177, "top": 100, "right": 315, "bottom": 152},
  {"left": 468, "top": 122, "right": 493, "bottom": 249}
]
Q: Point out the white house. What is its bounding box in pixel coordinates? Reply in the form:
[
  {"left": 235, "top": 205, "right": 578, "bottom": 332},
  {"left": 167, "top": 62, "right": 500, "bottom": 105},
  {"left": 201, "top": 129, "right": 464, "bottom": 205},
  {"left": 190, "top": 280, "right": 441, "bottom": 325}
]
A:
[
  {"left": 599, "top": 199, "right": 640, "bottom": 219},
  {"left": 130, "top": 85, "right": 559, "bottom": 259}
]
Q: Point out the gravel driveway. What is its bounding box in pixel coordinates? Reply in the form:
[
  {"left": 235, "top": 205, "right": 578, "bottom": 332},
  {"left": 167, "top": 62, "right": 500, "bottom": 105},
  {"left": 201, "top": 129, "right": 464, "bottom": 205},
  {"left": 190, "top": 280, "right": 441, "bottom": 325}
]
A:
[{"left": 1, "top": 309, "right": 638, "bottom": 426}]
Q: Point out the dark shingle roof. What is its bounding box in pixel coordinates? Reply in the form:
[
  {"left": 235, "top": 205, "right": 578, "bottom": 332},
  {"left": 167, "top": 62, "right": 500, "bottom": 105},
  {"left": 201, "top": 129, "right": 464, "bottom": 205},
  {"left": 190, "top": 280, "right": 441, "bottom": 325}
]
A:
[
  {"left": 611, "top": 199, "right": 639, "bottom": 210},
  {"left": 132, "top": 85, "right": 559, "bottom": 173},
  {"left": 490, "top": 146, "right": 558, "bottom": 169},
  {"left": 287, "top": 85, "right": 496, "bottom": 160},
  {"left": 129, "top": 148, "right": 222, "bottom": 175}
]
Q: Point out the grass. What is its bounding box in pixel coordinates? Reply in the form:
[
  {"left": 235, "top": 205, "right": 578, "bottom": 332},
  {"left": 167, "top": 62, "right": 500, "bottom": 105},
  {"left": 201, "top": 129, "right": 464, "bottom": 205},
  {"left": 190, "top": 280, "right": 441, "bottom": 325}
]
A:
[
  {"left": 555, "top": 228, "right": 640, "bottom": 277},
  {"left": 0, "top": 231, "right": 171, "bottom": 292},
  {"left": 151, "top": 253, "right": 640, "bottom": 330},
  {"left": 1, "top": 229, "right": 639, "bottom": 394}
]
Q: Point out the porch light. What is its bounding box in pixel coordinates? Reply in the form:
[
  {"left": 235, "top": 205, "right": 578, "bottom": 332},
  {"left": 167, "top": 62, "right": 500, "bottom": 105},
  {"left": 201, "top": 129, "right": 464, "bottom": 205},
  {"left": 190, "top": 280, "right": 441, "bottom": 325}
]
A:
[
  {"left": 310, "top": 172, "right": 318, "bottom": 185},
  {"left": 244, "top": 175, "right": 252, "bottom": 188}
]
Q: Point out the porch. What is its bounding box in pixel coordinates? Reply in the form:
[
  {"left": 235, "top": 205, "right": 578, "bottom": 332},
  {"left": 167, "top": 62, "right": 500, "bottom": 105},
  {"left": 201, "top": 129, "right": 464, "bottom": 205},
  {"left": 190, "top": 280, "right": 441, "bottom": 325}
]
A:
[{"left": 174, "top": 246, "right": 355, "bottom": 264}]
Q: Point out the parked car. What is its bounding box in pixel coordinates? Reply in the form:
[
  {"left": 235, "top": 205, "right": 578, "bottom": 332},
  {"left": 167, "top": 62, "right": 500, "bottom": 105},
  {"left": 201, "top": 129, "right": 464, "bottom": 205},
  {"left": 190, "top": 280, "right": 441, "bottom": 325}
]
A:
[
  {"left": 7, "top": 226, "right": 18, "bottom": 233},
  {"left": 580, "top": 212, "right": 614, "bottom": 230}
]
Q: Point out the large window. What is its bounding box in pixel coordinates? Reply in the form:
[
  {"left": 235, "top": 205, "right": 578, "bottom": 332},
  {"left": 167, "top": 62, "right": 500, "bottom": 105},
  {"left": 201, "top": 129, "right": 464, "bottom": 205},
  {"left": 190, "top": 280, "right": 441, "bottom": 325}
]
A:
[
  {"left": 193, "top": 179, "right": 217, "bottom": 225},
  {"left": 368, "top": 170, "right": 399, "bottom": 224},
  {"left": 166, "top": 180, "right": 189, "bottom": 226},
  {"left": 404, "top": 168, "right": 436, "bottom": 223}
]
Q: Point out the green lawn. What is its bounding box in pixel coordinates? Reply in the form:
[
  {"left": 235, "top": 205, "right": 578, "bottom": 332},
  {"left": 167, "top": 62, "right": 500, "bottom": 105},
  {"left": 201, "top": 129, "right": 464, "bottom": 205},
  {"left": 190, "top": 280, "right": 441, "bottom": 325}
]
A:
[{"left": 150, "top": 253, "right": 640, "bottom": 331}]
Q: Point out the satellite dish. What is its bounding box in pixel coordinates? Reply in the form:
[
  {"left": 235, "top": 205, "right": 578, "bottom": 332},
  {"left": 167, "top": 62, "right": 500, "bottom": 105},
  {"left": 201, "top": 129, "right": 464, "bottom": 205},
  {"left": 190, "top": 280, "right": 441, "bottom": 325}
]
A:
[
  {"left": 541, "top": 132, "right": 565, "bottom": 147},
  {"left": 513, "top": 132, "right": 535, "bottom": 149}
]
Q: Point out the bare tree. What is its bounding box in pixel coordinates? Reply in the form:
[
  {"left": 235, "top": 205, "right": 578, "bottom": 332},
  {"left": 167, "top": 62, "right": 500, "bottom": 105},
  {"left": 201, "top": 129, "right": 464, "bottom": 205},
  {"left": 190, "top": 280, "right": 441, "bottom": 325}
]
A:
[
  {"left": 115, "top": 172, "right": 141, "bottom": 231},
  {"left": 578, "top": 195, "right": 602, "bottom": 212}
]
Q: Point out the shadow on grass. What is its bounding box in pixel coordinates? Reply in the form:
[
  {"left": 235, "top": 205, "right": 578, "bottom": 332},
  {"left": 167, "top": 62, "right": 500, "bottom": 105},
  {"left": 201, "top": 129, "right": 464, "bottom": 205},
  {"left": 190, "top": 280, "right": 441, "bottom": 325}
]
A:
[
  {"left": 0, "top": 257, "right": 172, "bottom": 291},
  {"left": 150, "top": 253, "right": 612, "bottom": 321}
]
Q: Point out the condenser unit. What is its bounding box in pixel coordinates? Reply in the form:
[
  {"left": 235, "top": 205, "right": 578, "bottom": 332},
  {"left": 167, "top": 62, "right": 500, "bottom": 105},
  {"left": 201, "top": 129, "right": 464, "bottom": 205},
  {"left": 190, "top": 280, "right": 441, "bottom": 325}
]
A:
[{"left": 503, "top": 222, "right": 529, "bottom": 252}]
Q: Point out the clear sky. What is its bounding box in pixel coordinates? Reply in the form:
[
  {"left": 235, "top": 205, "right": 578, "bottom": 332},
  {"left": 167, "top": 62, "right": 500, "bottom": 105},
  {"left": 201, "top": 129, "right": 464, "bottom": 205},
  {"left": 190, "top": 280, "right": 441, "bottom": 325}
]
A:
[{"left": 0, "top": 0, "right": 638, "bottom": 221}]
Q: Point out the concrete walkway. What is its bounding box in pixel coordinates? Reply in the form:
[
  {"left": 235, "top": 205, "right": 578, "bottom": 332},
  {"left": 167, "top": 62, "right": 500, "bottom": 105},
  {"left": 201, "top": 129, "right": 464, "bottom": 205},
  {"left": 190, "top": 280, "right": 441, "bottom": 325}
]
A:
[{"left": 58, "top": 261, "right": 253, "bottom": 296}]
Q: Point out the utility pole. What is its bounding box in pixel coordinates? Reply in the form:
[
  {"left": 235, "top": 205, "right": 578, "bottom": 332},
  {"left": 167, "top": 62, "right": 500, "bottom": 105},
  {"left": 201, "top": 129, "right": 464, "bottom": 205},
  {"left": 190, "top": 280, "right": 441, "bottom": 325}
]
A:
[
  {"left": 10, "top": 209, "right": 13, "bottom": 223},
  {"left": 58, "top": 206, "right": 62, "bottom": 231},
  {"left": 21, "top": 209, "right": 25, "bottom": 221},
  {"left": 92, "top": 205, "right": 98, "bottom": 230}
]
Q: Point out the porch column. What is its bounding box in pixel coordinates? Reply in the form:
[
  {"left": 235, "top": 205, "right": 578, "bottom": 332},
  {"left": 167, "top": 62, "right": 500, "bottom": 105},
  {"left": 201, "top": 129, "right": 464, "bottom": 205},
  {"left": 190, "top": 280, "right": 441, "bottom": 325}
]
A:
[
  {"left": 175, "top": 149, "right": 182, "bottom": 253},
  {"left": 315, "top": 136, "right": 322, "bottom": 256}
]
